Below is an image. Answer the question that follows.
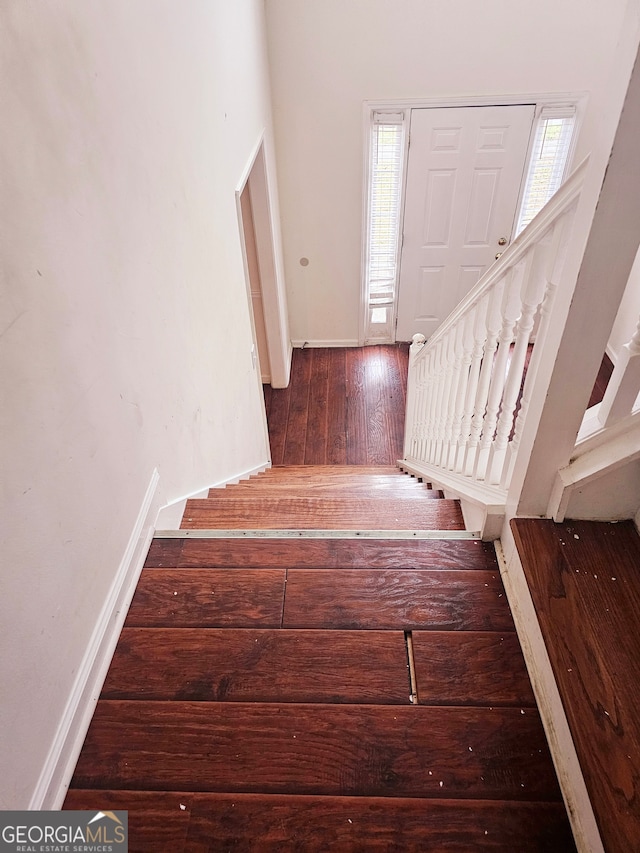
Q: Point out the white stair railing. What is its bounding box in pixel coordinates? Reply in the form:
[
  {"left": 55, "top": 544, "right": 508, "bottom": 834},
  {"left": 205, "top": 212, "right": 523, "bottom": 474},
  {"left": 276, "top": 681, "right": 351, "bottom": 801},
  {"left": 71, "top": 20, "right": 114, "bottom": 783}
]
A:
[
  {"left": 403, "top": 160, "right": 587, "bottom": 501},
  {"left": 548, "top": 312, "right": 640, "bottom": 522},
  {"left": 596, "top": 317, "right": 640, "bottom": 427}
]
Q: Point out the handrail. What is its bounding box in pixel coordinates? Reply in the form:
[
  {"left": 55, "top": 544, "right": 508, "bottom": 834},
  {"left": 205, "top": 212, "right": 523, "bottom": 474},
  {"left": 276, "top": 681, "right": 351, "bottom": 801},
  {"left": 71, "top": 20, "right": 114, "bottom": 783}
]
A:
[
  {"left": 424, "top": 159, "right": 588, "bottom": 353},
  {"left": 402, "top": 160, "right": 588, "bottom": 505}
]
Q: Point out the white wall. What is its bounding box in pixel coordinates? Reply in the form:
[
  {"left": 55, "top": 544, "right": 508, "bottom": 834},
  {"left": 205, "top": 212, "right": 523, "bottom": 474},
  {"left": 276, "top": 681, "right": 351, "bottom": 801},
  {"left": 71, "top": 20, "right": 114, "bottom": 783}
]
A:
[
  {"left": 0, "top": 0, "right": 282, "bottom": 807},
  {"left": 265, "top": 0, "right": 629, "bottom": 346},
  {"left": 563, "top": 461, "right": 640, "bottom": 520}
]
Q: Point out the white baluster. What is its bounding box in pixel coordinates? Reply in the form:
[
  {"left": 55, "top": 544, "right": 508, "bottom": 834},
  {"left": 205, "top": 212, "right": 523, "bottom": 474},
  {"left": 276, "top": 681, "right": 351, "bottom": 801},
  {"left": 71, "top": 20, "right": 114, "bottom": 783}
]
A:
[
  {"left": 597, "top": 316, "right": 640, "bottom": 426},
  {"left": 404, "top": 333, "right": 426, "bottom": 459},
  {"left": 455, "top": 295, "right": 489, "bottom": 472},
  {"left": 463, "top": 280, "right": 505, "bottom": 477},
  {"left": 436, "top": 331, "right": 459, "bottom": 467},
  {"left": 446, "top": 316, "right": 474, "bottom": 470},
  {"left": 430, "top": 340, "right": 448, "bottom": 464},
  {"left": 416, "top": 355, "right": 430, "bottom": 461},
  {"left": 500, "top": 217, "right": 568, "bottom": 489},
  {"left": 486, "top": 247, "right": 546, "bottom": 484},
  {"left": 474, "top": 266, "right": 523, "bottom": 481},
  {"left": 422, "top": 346, "right": 438, "bottom": 462}
]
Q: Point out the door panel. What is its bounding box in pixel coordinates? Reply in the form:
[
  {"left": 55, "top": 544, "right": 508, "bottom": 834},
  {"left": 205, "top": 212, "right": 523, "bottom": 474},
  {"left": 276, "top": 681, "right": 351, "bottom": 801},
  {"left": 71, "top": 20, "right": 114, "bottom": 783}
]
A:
[{"left": 396, "top": 105, "right": 535, "bottom": 341}]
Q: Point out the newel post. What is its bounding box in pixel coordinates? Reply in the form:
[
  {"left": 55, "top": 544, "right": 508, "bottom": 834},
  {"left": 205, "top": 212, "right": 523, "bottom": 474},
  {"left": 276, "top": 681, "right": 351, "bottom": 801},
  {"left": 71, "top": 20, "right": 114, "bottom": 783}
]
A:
[{"left": 403, "top": 333, "right": 426, "bottom": 460}]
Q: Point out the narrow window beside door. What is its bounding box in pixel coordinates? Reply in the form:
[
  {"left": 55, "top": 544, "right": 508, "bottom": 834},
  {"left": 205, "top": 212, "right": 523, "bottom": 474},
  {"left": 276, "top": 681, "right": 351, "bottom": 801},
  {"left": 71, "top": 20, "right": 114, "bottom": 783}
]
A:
[
  {"left": 515, "top": 107, "right": 576, "bottom": 235},
  {"left": 363, "top": 111, "right": 406, "bottom": 343}
]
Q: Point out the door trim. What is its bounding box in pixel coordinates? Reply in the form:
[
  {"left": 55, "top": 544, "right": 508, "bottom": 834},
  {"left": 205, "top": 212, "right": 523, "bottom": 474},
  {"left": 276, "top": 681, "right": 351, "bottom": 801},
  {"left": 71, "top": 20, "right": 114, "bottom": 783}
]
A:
[
  {"left": 236, "top": 133, "right": 292, "bottom": 387},
  {"left": 359, "top": 91, "right": 588, "bottom": 345}
]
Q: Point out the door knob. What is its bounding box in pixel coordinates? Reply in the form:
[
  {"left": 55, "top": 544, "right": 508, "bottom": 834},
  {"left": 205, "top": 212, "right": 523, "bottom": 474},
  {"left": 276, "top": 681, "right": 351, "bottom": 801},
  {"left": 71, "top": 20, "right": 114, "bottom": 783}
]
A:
[{"left": 498, "top": 237, "right": 508, "bottom": 246}]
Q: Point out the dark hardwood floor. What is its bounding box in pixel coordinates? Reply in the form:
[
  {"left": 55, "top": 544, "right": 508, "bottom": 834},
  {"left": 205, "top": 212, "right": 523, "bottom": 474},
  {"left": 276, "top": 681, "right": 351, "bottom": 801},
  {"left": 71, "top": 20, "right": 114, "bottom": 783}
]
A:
[
  {"left": 263, "top": 344, "right": 408, "bottom": 466},
  {"left": 512, "top": 518, "right": 640, "bottom": 853},
  {"left": 589, "top": 352, "right": 614, "bottom": 408},
  {"left": 65, "top": 469, "right": 576, "bottom": 851},
  {"left": 62, "top": 346, "right": 591, "bottom": 850}
]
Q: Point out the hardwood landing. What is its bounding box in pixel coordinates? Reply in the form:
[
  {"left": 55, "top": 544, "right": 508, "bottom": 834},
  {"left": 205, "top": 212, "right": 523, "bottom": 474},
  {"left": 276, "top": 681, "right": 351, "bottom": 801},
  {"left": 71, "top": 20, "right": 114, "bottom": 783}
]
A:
[
  {"left": 263, "top": 345, "right": 408, "bottom": 466},
  {"left": 512, "top": 518, "right": 640, "bottom": 853},
  {"left": 65, "top": 469, "right": 575, "bottom": 851}
]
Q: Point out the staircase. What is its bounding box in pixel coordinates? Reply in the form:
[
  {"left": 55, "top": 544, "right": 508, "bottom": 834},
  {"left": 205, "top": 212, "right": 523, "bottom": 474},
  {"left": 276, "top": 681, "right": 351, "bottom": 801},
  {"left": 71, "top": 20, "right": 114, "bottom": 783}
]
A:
[{"left": 64, "top": 466, "right": 575, "bottom": 851}]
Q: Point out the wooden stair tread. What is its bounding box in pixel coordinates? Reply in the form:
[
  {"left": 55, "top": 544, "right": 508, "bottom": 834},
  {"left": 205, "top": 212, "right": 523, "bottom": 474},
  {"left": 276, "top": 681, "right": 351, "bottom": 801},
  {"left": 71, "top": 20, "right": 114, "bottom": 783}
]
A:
[
  {"left": 145, "top": 536, "right": 499, "bottom": 570},
  {"left": 125, "top": 569, "right": 286, "bottom": 628},
  {"left": 181, "top": 496, "right": 464, "bottom": 530},
  {"left": 63, "top": 454, "right": 574, "bottom": 848},
  {"left": 412, "top": 631, "right": 536, "bottom": 707},
  {"left": 102, "top": 628, "right": 411, "bottom": 704},
  {"left": 260, "top": 465, "right": 403, "bottom": 474},
  {"left": 64, "top": 790, "right": 193, "bottom": 852},
  {"left": 243, "top": 472, "right": 424, "bottom": 484},
  {"left": 209, "top": 484, "right": 444, "bottom": 499},
  {"left": 223, "top": 474, "right": 430, "bottom": 484},
  {"left": 64, "top": 790, "right": 577, "bottom": 853},
  {"left": 281, "top": 569, "right": 515, "bottom": 631},
  {"left": 70, "top": 701, "right": 562, "bottom": 801},
  {"left": 511, "top": 518, "right": 640, "bottom": 853},
  {"left": 126, "top": 567, "right": 513, "bottom": 631}
]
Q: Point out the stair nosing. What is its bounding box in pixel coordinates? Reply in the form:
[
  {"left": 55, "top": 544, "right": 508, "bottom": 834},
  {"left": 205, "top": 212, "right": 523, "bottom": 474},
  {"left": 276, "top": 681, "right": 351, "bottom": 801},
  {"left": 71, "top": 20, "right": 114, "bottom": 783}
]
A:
[{"left": 155, "top": 529, "right": 481, "bottom": 540}]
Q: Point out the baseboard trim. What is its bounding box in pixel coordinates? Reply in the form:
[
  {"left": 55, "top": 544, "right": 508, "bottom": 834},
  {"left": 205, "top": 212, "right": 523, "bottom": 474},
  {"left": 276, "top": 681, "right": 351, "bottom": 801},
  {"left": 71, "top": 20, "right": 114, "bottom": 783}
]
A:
[
  {"left": 155, "top": 461, "right": 271, "bottom": 529},
  {"left": 291, "top": 339, "right": 360, "bottom": 348},
  {"left": 30, "top": 468, "right": 162, "bottom": 810}
]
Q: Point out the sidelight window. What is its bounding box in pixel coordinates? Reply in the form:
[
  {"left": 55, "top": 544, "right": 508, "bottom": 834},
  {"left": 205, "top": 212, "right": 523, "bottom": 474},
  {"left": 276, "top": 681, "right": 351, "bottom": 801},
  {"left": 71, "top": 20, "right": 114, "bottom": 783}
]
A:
[
  {"left": 363, "top": 111, "right": 406, "bottom": 343},
  {"left": 515, "top": 107, "right": 576, "bottom": 235}
]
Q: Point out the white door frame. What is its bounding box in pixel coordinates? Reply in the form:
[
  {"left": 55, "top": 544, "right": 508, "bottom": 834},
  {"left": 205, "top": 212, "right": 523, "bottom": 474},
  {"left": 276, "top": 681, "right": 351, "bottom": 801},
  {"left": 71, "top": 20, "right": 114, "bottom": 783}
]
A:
[
  {"left": 359, "top": 92, "right": 587, "bottom": 345},
  {"left": 236, "top": 133, "right": 292, "bottom": 387}
]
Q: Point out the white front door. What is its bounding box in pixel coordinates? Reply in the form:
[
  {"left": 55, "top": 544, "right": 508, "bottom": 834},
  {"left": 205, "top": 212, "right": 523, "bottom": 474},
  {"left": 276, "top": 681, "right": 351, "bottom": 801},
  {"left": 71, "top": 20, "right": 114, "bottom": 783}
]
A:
[{"left": 396, "top": 105, "right": 535, "bottom": 341}]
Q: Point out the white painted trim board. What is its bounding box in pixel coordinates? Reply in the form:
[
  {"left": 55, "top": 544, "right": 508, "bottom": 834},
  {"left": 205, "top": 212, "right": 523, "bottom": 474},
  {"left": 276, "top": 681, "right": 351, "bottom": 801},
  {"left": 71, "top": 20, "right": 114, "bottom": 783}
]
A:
[
  {"left": 497, "top": 524, "right": 604, "bottom": 853},
  {"left": 30, "top": 468, "right": 163, "bottom": 810},
  {"left": 291, "top": 339, "right": 360, "bottom": 349},
  {"left": 155, "top": 461, "right": 271, "bottom": 529}
]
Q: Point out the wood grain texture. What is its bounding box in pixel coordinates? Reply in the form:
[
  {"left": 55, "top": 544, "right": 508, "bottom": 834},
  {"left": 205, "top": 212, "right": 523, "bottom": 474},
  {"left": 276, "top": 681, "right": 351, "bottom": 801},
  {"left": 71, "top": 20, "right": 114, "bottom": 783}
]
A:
[
  {"left": 63, "top": 790, "right": 193, "bottom": 853},
  {"left": 63, "top": 790, "right": 576, "bottom": 853},
  {"left": 70, "top": 701, "right": 562, "bottom": 801},
  {"left": 261, "top": 465, "right": 403, "bottom": 475},
  {"left": 262, "top": 380, "right": 290, "bottom": 467},
  {"left": 212, "top": 469, "right": 438, "bottom": 494},
  {"left": 144, "top": 538, "right": 184, "bottom": 567},
  {"left": 412, "top": 631, "right": 536, "bottom": 707},
  {"left": 346, "top": 346, "right": 370, "bottom": 466},
  {"left": 588, "top": 352, "right": 614, "bottom": 408},
  {"left": 304, "top": 346, "right": 330, "bottom": 464},
  {"left": 125, "top": 570, "right": 285, "bottom": 628},
  {"left": 180, "top": 496, "right": 465, "bottom": 530},
  {"left": 327, "top": 347, "right": 348, "bottom": 464},
  {"left": 265, "top": 345, "right": 408, "bottom": 465},
  {"left": 282, "top": 569, "right": 515, "bottom": 631},
  {"left": 62, "top": 369, "right": 578, "bottom": 849},
  {"left": 219, "top": 472, "right": 425, "bottom": 484},
  {"left": 185, "top": 793, "right": 576, "bottom": 853},
  {"left": 512, "top": 518, "right": 640, "bottom": 853},
  {"left": 281, "top": 346, "right": 312, "bottom": 465},
  {"left": 209, "top": 483, "right": 442, "bottom": 499},
  {"left": 164, "top": 537, "right": 499, "bottom": 571},
  {"left": 102, "top": 628, "right": 411, "bottom": 704}
]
